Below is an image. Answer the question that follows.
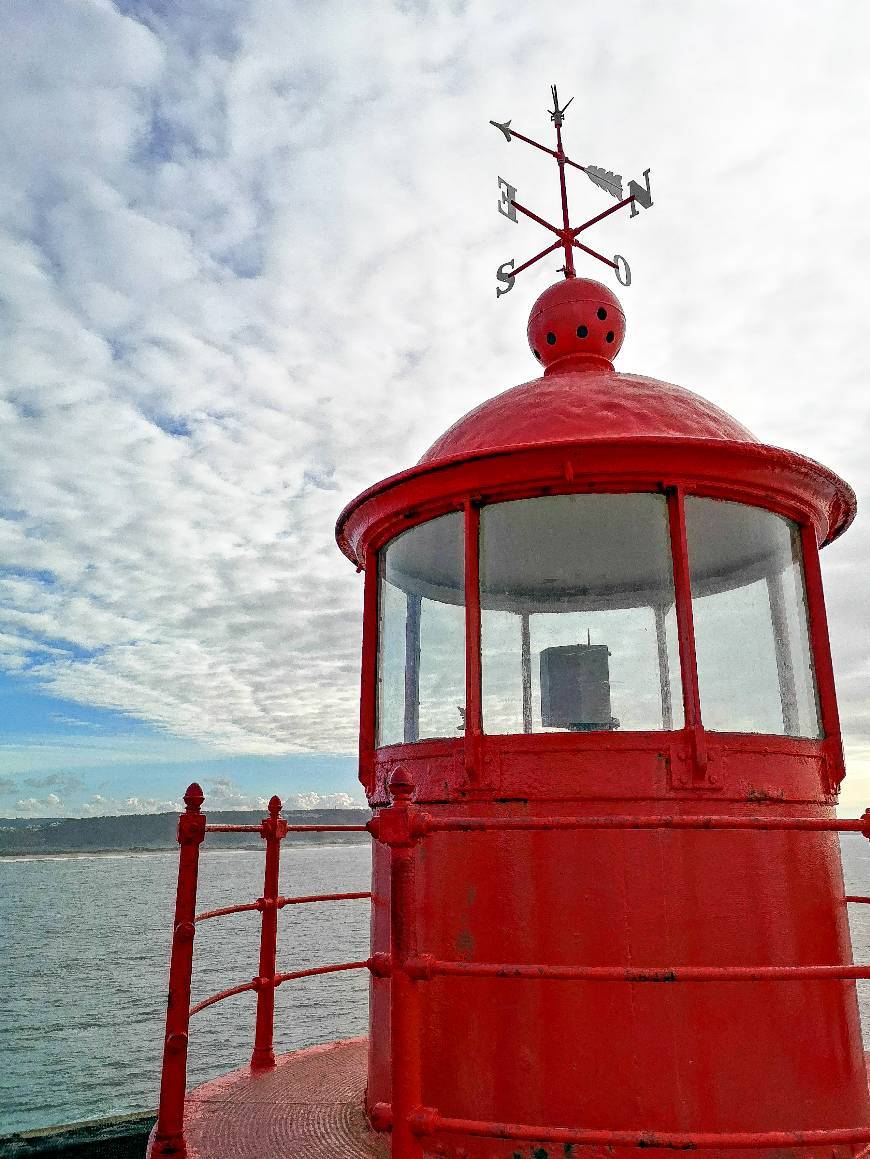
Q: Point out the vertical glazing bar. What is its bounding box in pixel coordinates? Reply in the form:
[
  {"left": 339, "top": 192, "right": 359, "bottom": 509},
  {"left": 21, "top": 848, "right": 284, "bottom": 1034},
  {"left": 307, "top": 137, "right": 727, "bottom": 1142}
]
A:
[
  {"left": 464, "top": 500, "right": 482, "bottom": 779},
  {"left": 251, "top": 796, "right": 287, "bottom": 1071},
  {"left": 766, "top": 570, "right": 799, "bottom": 735},
  {"left": 654, "top": 605, "right": 674, "bottom": 731},
  {"left": 800, "top": 522, "right": 845, "bottom": 786},
  {"left": 666, "top": 489, "right": 707, "bottom": 776},
  {"left": 359, "top": 548, "right": 379, "bottom": 794},
  {"left": 520, "top": 612, "right": 533, "bottom": 734},
  {"left": 404, "top": 593, "right": 422, "bottom": 743},
  {"left": 386, "top": 769, "right": 424, "bottom": 1159},
  {"left": 152, "top": 783, "right": 206, "bottom": 1158}
]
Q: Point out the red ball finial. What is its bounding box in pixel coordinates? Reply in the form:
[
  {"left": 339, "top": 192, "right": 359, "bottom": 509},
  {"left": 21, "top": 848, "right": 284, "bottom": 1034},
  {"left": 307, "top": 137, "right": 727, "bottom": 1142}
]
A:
[
  {"left": 183, "top": 782, "right": 204, "bottom": 812},
  {"left": 388, "top": 765, "right": 415, "bottom": 802},
  {"left": 528, "top": 278, "right": 625, "bottom": 372}
]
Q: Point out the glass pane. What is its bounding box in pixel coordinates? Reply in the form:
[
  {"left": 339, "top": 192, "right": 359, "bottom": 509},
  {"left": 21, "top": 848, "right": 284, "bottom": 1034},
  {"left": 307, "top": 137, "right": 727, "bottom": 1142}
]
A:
[
  {"left": 685, "top": 498, "right": 820, "bottom": 737},
  {"left": 480, "top": 494, "right": 683, "bottom": 734},
  {"left": 377, "top": 512, "right": 465, "bottom": 746}
]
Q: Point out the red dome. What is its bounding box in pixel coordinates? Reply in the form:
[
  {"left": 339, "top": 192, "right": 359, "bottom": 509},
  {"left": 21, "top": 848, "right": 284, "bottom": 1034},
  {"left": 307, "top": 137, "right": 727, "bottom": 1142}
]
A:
[
  {"left": 421, "top": 278, "right": 754, "bottom": 466},
  {"left": 420, "top": 365, "right": 756, "bottom": 466},
  {"left": 337, "top": 279, "right": 854, "bottom": 566}
]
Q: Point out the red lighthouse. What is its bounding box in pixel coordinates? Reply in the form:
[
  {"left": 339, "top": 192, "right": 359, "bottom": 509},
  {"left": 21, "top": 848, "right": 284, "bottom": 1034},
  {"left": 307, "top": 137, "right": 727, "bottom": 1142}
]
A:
[{"left": 149, "top": 93, "right": 870, "bottom": 1159}]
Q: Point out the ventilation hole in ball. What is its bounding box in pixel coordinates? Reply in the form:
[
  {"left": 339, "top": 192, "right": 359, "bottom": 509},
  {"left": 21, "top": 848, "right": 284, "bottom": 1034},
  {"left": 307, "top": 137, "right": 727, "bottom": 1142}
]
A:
[
  {"left": 546, "top": 332, "right": 557, "bottom": 345},
  {"left": 606, "top": 330, "right": 615, "bottom": 343},
  {"left": 576, "top": 325, "right": 588, "bottom": 339},
  {"left": 597, "top": 307, "right": 608, "bottom": 320}
]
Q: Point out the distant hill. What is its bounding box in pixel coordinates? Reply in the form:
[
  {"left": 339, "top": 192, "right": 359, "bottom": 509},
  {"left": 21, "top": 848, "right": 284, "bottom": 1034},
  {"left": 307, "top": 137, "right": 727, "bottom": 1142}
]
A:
[{"left": 0, "top": 808, "right": 371, "bottom": 855}]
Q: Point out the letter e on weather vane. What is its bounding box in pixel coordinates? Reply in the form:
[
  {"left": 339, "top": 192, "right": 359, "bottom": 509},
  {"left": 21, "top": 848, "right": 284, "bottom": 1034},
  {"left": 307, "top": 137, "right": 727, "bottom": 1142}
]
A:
[{"left": 498, "top": 177, "right": 518, "bottom": 222}]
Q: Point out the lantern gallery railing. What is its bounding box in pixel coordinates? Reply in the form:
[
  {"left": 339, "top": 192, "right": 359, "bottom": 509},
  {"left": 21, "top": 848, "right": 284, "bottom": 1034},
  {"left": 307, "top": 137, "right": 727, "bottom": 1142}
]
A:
[{"left": 152, "top": 777, "right": 870, "bottom": 1158}]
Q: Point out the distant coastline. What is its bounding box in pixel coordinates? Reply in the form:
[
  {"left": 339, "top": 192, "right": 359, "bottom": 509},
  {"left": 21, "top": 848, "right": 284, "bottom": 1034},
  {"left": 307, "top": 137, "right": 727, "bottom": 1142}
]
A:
[{"left": 0, "top": 808, "right": 371, "bottom": 856}]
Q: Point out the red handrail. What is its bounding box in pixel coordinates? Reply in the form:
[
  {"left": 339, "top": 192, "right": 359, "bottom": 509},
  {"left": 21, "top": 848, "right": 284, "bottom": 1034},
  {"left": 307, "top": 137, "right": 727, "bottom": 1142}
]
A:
[
  {"left": 425, "top": 1113, "right": 870, "bottom": 1151},
  {"left": 195, "top": 890, "right": 372, "bottom": 923},
  {"left": 403, "top": 955, "right": 870, "bottom": 983},
  {"left": 153, "top": 776, "right": 870, "bottom": 1158},
  {"left": 412, "top": 813, "right": 870, "bottom": 835},
  {"left": 151, "top": 785, "right": 372, "bottom": 1158}
]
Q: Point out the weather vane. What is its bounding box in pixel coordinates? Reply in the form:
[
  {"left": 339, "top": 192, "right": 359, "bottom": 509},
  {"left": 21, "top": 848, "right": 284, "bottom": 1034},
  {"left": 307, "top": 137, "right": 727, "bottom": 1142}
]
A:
[{"left": 491, "top": 84, "right": 652, "bottom": 297}]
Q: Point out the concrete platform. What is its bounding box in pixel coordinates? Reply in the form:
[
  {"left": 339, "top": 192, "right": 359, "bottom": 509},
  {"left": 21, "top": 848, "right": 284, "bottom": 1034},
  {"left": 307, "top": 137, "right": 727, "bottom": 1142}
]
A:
[{"left": 148, "top": 1037, "right": 386, "bottom": 1159}]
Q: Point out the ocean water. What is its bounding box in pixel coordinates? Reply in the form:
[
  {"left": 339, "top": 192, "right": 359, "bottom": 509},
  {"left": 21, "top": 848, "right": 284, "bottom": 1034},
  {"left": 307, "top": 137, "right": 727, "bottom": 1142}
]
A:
[
  {"left": 2, "top": 836, "right": 870, "bottom": 1136},
  {"left": 0, "top": 843, "right": 371, "bottom": 1135}
]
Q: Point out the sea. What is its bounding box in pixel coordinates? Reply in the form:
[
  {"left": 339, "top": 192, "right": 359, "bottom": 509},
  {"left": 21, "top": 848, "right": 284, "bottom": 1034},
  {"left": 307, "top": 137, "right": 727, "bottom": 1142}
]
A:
[{"left": 2, "top": 836, "right": 870, "bottom": 1136}]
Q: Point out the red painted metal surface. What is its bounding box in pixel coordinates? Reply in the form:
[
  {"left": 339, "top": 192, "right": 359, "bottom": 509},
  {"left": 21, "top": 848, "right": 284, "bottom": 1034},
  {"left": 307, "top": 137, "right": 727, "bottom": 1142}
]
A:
[
  {"left": 462, "top": 500, "right": 482, "bottom": 780},
  {"left": 337, "top": 280, "right": 867, "bottom": 1156},
  {"left": 384, "top": 770, "right": 425, "bottom": 1159},
  {"left": 427, "top": 1114, "right": 870, "bottom": 1151},
  {"left": 366, "top": 778, "right": 870, "bottom": 1157},
  {"left": 336, "top": 440, "right": 854, "bottom": 573},
  {"left": 150, "top": 777, "right": 870, "bottom": 1157},
  {"left": 527, "top": 277, "right": 626, "bottom": 369},
  {"left": 148, "top": 1038, "right": 387, "bottom": 1159},
  {"left": 250, "top": 796, "right": 287, "bottom": 1070},
  {"left": 151, "top": 264, "right": 869, "bottom": 1156},
  {"left": 419, "top": 367, "right": 755, "bottom": 465},
  {"left": 802, "top": 520, "right": 848, "bottom": 787},
  {"left": 150, "top": 786, "right": 372, "bottom": 1156},
  {"left": 152, "top": 784, "right": 206, "bottom": 1157}
]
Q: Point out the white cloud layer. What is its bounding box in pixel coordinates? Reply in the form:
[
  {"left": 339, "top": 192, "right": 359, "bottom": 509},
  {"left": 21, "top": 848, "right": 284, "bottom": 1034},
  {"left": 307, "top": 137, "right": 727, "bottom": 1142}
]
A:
[
  {"left": 7, "top": 772, "right": 362, "bottom": 817},
  {"left": 1, "top": 2, "right": 870, "bottom": 798}
]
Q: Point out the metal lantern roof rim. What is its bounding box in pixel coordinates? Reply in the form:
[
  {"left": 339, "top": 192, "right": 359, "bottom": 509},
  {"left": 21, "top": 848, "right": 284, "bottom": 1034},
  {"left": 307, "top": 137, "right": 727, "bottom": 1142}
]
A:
[{"left": 335, "top": 435, "right": 857, "bottom": 566}]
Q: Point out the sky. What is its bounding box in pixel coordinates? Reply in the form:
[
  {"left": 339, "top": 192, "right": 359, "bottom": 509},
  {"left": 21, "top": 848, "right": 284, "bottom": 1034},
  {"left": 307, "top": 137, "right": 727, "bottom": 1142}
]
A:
[{"left": 1, "top": 0, "right": 869, "bottom": 816}]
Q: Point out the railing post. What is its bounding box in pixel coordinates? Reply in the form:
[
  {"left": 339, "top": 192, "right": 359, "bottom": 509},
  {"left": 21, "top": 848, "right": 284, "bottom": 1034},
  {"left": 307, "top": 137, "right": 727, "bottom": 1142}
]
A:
[
  {"left": 153, "top": 783, "right": 206, "bottom": 1157},
  {"left": 385, "top": 767, "right": 425, "bottom": 1159},
  {"left": 251, "top": 795, "right": 288, "bottom": 1071}
]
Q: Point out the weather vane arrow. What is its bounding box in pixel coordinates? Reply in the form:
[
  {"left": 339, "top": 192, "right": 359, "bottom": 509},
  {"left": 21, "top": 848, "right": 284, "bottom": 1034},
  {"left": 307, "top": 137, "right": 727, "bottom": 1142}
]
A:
[{"left": 491, "top": 85, "right": 653, "bottom": 298}]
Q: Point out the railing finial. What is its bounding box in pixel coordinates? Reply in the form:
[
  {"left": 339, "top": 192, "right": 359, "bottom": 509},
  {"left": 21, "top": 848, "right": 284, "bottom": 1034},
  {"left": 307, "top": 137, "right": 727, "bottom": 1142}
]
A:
[
  {"left": 268, "top": 794, "right": 282, "bottom": 818},
  {"left": 389, "top": 764, "right": 415, "bottom": 802},
  {"left": 184, "top": 782, "right": 204, "bottom": 812}
]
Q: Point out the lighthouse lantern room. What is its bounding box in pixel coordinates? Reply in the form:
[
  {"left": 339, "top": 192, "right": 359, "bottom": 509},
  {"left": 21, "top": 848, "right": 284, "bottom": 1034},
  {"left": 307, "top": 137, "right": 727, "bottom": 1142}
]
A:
[{"left": 148, "top": 89, "right": 870, "bottom": 1159}]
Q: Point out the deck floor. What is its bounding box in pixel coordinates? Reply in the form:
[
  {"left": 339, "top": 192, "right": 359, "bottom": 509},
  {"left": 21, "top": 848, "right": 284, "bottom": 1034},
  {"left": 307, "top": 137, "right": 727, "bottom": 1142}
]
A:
[
  {"left": 150, "top": 1041, "right": 870, "bottom": 1159},
  {"left": 149, "top": 1037, "right": 387, "bottom": 1159}
]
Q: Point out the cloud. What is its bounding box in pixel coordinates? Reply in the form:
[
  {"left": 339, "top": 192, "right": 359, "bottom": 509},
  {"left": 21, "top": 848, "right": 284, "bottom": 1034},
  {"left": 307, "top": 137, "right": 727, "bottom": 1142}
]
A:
[
  {"left": 0, "top": 1, "right": 868, "bottom": 779},
  {"left": 14, "top": 792, "right": 65, "bottom": 816},
  {"left": 79, "top": 793, "right": 184, "bottom": 815},
  {"left": 50, "top": 714, "right": 103, "bottom": 729},
  {"left": 4, "top": 775, "right": 363, "bottom": 818},
  {"left": 199, "top": 775, "right": 362, "bottom": 811},
  {"left": 0, "top": 772, "right": 86, "bottom": 798},
  {"left": 283, "top": 791, "right": 360, "bottom": 810}
]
